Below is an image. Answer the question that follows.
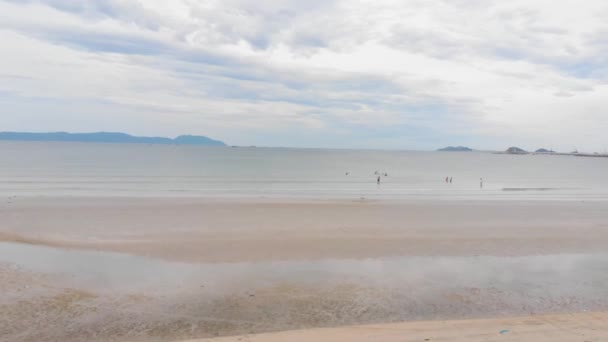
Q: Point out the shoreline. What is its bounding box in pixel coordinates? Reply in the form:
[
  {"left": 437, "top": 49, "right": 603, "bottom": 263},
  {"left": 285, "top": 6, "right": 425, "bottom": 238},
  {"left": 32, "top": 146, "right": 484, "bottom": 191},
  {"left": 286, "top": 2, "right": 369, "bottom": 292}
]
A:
[{"left": 3, "top": 190, "right": 608, "bottom": 202}]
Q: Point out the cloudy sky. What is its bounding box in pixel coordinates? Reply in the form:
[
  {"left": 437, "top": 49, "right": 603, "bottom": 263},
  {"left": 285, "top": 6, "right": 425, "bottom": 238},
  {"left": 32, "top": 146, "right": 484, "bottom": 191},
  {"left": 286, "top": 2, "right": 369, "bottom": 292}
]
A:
[{"left": 1, "top": 0, "right": 607, "bottom": 150}]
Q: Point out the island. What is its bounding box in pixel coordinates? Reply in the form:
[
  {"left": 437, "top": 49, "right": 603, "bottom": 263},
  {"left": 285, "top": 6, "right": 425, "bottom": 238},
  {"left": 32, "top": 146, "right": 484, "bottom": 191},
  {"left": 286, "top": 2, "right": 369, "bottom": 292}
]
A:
[
  {"left": 535, "top": 148, "right": 554, "bottom": 153},
  {"left": 505, "top": 147, "right": 528, "bottom": 154},
  {"left": 0, "top": 132, "right": 226, "bottom": 146},
  {"left": 437, "top": 146, "right": 473, "bottom": 152}
]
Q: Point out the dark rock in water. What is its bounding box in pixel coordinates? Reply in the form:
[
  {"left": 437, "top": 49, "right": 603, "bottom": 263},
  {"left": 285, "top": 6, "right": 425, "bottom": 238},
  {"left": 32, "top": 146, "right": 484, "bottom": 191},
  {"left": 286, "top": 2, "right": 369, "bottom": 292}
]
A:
[
  {"left": 437, "top": 146, "right": 473, "bottom": 152},
  {"left": 535, "top": 148, "right": 554, "bottom": 153},
  {"left": 505, "top": 147, "right": 528, "bottom": 154}
]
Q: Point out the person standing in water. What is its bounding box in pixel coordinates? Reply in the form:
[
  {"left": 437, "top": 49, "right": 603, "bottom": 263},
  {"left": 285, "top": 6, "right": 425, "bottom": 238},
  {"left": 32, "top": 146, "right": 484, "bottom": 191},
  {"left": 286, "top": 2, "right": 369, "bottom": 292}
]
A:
[
  {"left": 480, "top": 177, "right": 484, "bottom": 189},
  {"left": 445, "top": 176, "right": 449, "bottom": 183},
  {"left": 377, "top": 176, "right": 381, "bottom": 184},
  {"left": 449, "top": 177, "right": 453, "bottom": 183}
]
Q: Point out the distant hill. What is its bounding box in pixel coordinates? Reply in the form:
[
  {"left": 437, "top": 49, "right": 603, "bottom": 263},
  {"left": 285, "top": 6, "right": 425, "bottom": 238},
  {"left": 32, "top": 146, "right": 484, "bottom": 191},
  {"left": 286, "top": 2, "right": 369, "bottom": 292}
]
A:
[
  {"left": 535, "top": 148, "right": 554, "bottom": 153},
  {"left": 0, "top": 132, "right": 226, "bottom": 146},
  {"left": 505, "top": 146, "right": 528, "bottom": 154},
  {"left": 437, "top": 146, "right": 473, "bottom": 152}
]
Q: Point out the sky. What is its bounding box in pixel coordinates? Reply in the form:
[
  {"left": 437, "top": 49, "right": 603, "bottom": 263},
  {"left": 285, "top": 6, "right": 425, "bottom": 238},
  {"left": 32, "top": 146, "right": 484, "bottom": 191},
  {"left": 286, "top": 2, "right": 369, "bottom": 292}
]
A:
[{"left": 1, "top": 0, "right": 607, "bottom": 151}]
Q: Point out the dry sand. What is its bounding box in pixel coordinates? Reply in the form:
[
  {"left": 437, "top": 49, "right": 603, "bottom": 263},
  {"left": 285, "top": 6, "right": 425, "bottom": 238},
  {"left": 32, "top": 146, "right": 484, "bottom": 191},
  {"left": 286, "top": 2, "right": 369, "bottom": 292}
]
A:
[{"left": 190, "top": 312, "right": 608, "bottom": 342}]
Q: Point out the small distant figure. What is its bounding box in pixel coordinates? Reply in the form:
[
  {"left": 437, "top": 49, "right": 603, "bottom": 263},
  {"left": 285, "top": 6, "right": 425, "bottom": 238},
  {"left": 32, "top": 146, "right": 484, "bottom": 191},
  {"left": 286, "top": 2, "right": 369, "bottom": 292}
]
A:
[
  {"left": 449, "top": 177, "right": 453, "bottom": 183},
  {"left": 480, "top": 177, "right": 484, "bottom": 189},
  {"left": 345, "top": 172, "right": 349, "bottom": 176},
  {"left": 377, "top": 176, "right": 381, "bottom": 184},
  {"left": 445, "top": 176, "right": 449, "bottom": 183},
  {"left": 384, "top": 172, "right": 388, "bottom": 177},
  {"left": 374, "top": 171, "right": 379, "bottom": 175}
]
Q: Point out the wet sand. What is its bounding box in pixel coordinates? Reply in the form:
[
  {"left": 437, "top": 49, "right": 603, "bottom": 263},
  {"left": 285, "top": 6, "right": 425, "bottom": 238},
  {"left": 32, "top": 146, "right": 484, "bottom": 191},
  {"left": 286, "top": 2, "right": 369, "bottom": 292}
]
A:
[
  {"left": 2, "top": 196, "right": 608, "bottom": 341},
  {"left": 2, "top": 197, "right": 608, "bottom": 262}
]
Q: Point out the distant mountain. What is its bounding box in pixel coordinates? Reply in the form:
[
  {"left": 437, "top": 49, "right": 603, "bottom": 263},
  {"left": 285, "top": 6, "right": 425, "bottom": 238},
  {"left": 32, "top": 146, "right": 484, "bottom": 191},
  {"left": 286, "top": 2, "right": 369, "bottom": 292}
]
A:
[
  {"left": 437, "top": 146, "right": 473, "bottom": 152},
  {"left": 535, "top": 148, "right": 554, "bottom": 153},
  {"left": 0, "top": 132, "right": 226, "bottom": 146},
  {"left": 505, "top": 146, "right": 528, "bottom": 154}
]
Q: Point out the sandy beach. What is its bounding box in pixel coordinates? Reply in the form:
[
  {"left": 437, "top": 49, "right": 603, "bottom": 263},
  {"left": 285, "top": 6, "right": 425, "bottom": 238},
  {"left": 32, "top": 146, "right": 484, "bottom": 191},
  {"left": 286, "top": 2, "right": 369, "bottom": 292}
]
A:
[
  {"left": 2, "top": 196, "right": 608, "bottom": 341},
  {"left": 190, "top": 312, "right": 608, "bottom": 342},
  {"left": 2, "top": 197, "right": 608, "bottom": 262}
]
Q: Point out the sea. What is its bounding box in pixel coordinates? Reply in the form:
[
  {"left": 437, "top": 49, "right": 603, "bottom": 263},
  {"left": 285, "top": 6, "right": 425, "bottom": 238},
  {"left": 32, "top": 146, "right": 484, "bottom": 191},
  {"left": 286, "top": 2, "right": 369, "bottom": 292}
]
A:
[{"left": 1, "top": 141, "right": 607, "bottom": 200}]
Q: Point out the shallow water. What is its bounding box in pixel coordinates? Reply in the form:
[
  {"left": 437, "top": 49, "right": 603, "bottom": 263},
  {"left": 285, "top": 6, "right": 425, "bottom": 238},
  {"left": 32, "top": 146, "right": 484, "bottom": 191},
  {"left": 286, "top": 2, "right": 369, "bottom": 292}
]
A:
[
  {"left": 3, "top": 241, "right": 608, "bottom": 341},
  {"left": 3, "top": 242, "right": 607, "bottom": 314},
  {"left": 1, "top": 141, "right": 608, "bottom": 200}
]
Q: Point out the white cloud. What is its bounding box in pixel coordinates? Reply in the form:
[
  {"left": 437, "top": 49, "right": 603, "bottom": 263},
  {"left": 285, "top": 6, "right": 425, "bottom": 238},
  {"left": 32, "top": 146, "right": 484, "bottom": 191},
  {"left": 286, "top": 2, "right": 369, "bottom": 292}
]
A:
[{"left": 0, "top": 0, "right": 607, "bottom": 150}]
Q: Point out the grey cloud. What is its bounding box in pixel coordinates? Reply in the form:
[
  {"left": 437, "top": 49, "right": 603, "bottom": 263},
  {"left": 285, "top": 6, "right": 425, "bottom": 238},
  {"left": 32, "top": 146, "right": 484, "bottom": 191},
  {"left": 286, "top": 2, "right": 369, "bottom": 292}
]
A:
[
  {"left": 0, "top": 73, "right": 35, "bottom": 80},
  {"left": 136, "top": 49, "right": 473, "bottom": 131},
  {"left": 3, "top": 0, "right": 607, "bottom": 149},
  {"left": 527, "top": 26, "right": 568, "bottom": 35},
  {"left": 554, "top": 91, "right": 574, "bottom": 97},
  {"left": 185, "top": 0, "right": 371, "bottom": 53},
  {"left": 186, "top": 0, "right": 336, "bottom": 50},
  {"left": 384, "top": 2, "right": 608, "bottom": 83},
  {"left": 53, "top": 31, "right": 171, "bottom": 55},
  {"left": 167, "top": 58, "right": 409, "bottom": 111},
  {"left": 10, "top": 21, "right": 449, "bottom": 128},
  {"left": 385, "top": 27, "right": 473, "bottom": 59},
  {"left": 4, "top": 0, "right": 164, "bottom": 29}
]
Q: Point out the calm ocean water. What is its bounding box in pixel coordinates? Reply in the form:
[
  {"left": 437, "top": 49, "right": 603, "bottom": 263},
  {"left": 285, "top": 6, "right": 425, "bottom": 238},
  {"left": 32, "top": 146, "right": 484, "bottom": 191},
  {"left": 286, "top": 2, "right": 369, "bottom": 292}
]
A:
[{"left": 1, "top": 141, "right": 607, "bottom": 200}]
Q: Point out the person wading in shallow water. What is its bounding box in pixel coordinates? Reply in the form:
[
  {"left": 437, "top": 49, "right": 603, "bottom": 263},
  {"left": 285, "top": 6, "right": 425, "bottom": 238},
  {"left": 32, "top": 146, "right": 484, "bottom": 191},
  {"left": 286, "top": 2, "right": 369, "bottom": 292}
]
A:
[{"left": 377, "top": 176, "right": 381, "bottom": 184}]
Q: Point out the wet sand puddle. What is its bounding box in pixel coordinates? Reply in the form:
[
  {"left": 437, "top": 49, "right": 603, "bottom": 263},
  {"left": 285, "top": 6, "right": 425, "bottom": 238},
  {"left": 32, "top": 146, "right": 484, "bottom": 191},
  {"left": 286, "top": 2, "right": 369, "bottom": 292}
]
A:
[{"left": 2, "top": 242, "right": 608, "bottom": 342}]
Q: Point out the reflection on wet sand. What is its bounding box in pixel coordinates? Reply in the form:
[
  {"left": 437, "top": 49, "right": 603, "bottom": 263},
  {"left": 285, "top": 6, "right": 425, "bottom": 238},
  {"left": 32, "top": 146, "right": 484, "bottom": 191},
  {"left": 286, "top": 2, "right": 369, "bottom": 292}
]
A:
[{"left": 2, "top": 242, "right": 608, "bottom": 342}]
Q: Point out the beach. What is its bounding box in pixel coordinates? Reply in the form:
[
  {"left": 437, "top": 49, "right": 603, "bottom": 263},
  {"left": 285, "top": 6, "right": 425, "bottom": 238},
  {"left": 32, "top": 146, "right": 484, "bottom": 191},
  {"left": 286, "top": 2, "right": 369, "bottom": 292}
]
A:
[
  {"left": 190, "top": 312, "right": 608, "bottom": 342},
  {"left": 2, "top": 143, "right": 608, "bottom": 341},
  {"left": 4, "top": 0, "right": 608, "bottom": 339},
  {"left": 2, "top": 197, "right": 608, "bottom": 262},
  {"left": 2, "top": 196, "right": 608, "bottom": 341}
]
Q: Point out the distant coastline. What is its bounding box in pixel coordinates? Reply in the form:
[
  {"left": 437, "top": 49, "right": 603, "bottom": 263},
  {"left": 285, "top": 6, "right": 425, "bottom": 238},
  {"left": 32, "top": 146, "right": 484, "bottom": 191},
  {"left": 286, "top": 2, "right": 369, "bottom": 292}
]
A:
[
  {"left": 437, "top": 146, "right": 473, "bottom": 152},
  {"left": 435, "top": 145, "right": 608, "bottom": 158},
  {"left": 0, "top": 132, "right": 226, "bottom": 146},
  {"left": 496, "top": 146, "right": 608, "bottom": 158}
]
